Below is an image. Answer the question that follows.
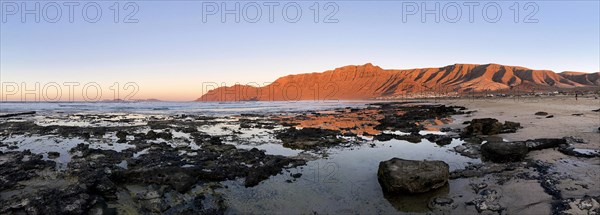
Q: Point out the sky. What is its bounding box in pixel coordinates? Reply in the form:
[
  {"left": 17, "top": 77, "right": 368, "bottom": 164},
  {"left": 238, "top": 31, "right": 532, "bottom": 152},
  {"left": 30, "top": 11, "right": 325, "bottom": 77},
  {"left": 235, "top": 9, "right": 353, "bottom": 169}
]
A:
[{"left": 1, "top": 1, "right": 599, "bottom": 101}]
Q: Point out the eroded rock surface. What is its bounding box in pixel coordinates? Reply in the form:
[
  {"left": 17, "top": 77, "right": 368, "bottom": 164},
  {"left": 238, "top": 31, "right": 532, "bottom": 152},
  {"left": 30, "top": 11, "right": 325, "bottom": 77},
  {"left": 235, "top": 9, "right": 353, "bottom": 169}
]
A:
[{"left": 378, "top": 158, "right": 449, "bottom": 194}]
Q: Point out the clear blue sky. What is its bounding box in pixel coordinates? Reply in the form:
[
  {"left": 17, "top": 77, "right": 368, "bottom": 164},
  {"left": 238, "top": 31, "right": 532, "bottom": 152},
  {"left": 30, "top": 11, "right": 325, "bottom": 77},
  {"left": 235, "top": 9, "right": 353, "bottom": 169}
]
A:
[{"left": 1, "top": 1, "right": 599, "bottom": 101}]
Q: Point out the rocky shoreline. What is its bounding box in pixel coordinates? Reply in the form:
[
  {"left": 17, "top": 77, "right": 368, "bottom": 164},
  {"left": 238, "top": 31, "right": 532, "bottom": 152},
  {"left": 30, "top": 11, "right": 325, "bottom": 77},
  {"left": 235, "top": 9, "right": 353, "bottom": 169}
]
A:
[{"left": 1, "top": 99, "right": 599, "bottom": 214}]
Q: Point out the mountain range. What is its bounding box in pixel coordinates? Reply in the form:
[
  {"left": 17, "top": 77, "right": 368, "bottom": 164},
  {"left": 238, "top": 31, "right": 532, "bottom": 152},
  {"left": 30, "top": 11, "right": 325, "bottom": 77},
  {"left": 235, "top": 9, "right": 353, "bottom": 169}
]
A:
[{"left": 197, "top": 63, "right": 599, "bottom": 101}]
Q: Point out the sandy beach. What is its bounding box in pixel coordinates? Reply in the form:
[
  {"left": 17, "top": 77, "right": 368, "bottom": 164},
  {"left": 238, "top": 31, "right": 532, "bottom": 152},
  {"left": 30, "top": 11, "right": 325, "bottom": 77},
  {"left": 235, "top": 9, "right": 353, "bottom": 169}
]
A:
[
  {"left": 437, "top": 96, "right": 599, "bottom": 146},
  {"left": 432, "top": 96, "right": 600, "bottom": 214}
]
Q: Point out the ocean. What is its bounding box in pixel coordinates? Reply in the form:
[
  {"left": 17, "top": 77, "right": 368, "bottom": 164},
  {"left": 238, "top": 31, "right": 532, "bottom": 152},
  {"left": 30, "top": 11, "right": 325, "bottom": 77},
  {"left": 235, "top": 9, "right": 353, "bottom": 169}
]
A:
[{"left": 0, "top": 100, "right": 375, "bottom": 115}]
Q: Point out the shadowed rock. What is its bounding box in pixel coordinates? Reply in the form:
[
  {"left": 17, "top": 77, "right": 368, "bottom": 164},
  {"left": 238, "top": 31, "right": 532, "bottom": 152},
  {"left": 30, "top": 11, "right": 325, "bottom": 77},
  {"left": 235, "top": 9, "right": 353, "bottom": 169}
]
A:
[
  {"left": 462, "top": 118, "right": 521, "bottom": 136},
  {"left": 378, "top": 158, "right": 449, "bottom": 194},
  {"left": 481, "top": 141, "right": 528, "bottom": 163}
]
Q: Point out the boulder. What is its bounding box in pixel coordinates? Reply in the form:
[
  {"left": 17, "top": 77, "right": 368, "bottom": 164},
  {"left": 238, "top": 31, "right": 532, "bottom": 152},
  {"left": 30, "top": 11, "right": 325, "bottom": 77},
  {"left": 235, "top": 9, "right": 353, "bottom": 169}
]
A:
[
  {"left": 481, "top": 141, "right": 528, "bottom": 163},
  {"left": 462, "top": 118, "right": 521, "bottom": 136},
  {"left": 462, "top": 118, "right": 503, "bottom": 136},
  {"left": 501, "top": 121, "right": 521, "bottom": 133},
  {"left": 377, "top": 158, "right": 449, "bottom": 194},
  {"left": 535, "top": 111, "right": 548, "bottom": 116}
]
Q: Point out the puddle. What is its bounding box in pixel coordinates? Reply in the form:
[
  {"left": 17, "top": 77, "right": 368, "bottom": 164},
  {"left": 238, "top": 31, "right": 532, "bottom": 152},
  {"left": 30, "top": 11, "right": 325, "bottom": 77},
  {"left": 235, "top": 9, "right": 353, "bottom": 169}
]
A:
[
  {"left": 1, "top": 107, "right": 488, "bottom": 213},
  {"left": 0, "top": 134, "right": 135, "bottom": 169},
  {"left": 219, "top": 138, "right": 480, "bottom": 214}
]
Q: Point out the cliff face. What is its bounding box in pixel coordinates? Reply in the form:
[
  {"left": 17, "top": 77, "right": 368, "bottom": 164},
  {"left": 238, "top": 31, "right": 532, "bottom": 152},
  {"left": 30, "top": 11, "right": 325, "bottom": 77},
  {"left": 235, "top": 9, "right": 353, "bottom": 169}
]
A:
[{"left": 197, "top": 63, "right": 600, "bottom": 101}]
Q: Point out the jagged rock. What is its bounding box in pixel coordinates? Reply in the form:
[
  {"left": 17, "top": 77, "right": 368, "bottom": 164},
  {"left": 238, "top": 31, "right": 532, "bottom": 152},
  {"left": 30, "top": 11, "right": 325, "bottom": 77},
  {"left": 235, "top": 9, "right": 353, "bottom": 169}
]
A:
[
  {"left": 424, "top": 134, "right": 453, "bottom": 146},
  {"left": 501, "top": 121, "right": 522, "bottom": 133},
  {"left": 462, "top": 118, "right": 503, "bottom": 136},
  {"left": 462, "top": 118, "right": 521, "bottom": 136},
  {"left": 481, "top": 141, "right": 528, "bottom": 163},
  {"left": 525, "top": 138, "right": 567, "bottom": 151},
  {"left": 275, "top": 127, "right": 345, "bottom": 149},
  {"left": 377, "top": 158, "right": 449, "bottom": 194}
]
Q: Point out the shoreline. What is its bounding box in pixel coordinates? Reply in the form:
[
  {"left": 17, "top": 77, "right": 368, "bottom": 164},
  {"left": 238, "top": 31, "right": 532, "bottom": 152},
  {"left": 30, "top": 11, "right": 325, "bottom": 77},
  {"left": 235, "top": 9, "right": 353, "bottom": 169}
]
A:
[{"left": 0, "top": 96, "right": 598, "bottom": 214}]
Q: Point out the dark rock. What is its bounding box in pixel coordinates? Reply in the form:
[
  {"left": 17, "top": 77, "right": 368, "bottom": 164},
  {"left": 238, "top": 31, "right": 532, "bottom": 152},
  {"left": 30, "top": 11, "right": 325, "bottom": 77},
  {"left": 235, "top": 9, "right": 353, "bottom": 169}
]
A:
[
  {"left": 428, "top": 197, "right": 457, "bottom": 211},
  {"left": 467, "top": 189, "right": 505, "bottom": 213},
  {"left": 115, "top": 130, "right": 129, "bottom": 143},
  {"left": 481, "top": 141, "right": 528, "bottom": 163},
  {"left": 0, "top": 151, "right": 56, "bottom": 191},
  {"left": 424, "top": 134, "right": 453, "bottom": 146},
  {"left": 470, "top": 183, "right": 488, "bottom": 193},
  {"left": 377, "top": 158, "right": 449, "bottom": 193},
  {"left": 462, "top": 118, "right": 503, "bottom": 136},
  {"left": 435, "top": 137, "right": 453, "bottom": 146},
  {"left": 239, "top": 122, "right": 252, "bottom": 129},
  {"left": 535, "top": 111, "right": 549, "bottom": 116},
  {"left": 453, "top": 144, "right": 481, "bottom": 159},
  {"left": 146, "top": 130, "right": 157, "bottom": 139},
  {"left": 450, "top": 163, "right": 517, "bottom": 179},
  {"left": 374, "top": 133, "right": 396, "bottom": 141},
  {"left": 501, "top": 121, "right": 522, "bottom": 133},
  {"left": 525, "top": 138, "right": 566, "bottom": 151},
  {"left": 47, "top": 151, "right": 60, "bottom": 159},
  {"left": 440, "top": 127, "right": 452, "bottom": 132},
  {"left": 564, "top": 136, "right": 585, "bottom": 144},
  {"left": 7, "top": 185, "right": 98, "bottom": 214},
  {"left": 558, "top": 147, "right": 600, "bottom": 158},
  {"left": 395, "top": 133, "right": 423, "bottom": 143},
  {"left": 244, "top": 156, "right": 304, "bottom": 187},
  {"left": 0, "top": 111, "right": 36, "bottom": 118},
  {"left": 275, "top": 127, "right": 345, "bottom": 149},
  {"left": 157, "top": 131, "right": 172, "bottom": 140},
  {"left": 546, "top": 115, "right": 554, "bottom": 118},
  {"left": 116, "top": 131, "right": 127, "bottom": 140},
  {"left": 375, "top": 104, "right": 465, "bottom": 133}
]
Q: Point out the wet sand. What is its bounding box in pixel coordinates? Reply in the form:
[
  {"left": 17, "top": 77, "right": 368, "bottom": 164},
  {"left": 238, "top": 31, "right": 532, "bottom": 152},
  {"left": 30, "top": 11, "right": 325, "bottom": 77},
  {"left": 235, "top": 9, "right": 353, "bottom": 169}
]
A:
[{"left": 434, "top": 95, "right": 600, "bottom": 214}]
